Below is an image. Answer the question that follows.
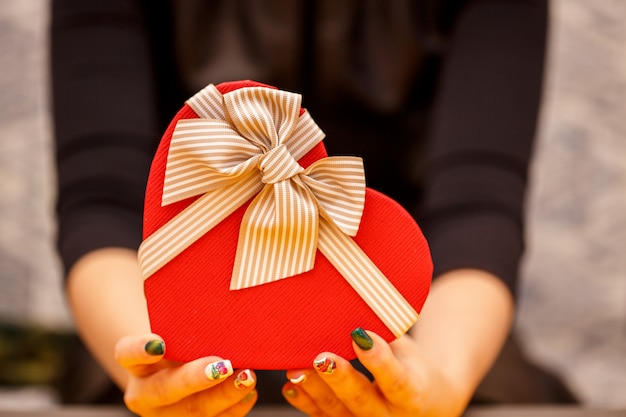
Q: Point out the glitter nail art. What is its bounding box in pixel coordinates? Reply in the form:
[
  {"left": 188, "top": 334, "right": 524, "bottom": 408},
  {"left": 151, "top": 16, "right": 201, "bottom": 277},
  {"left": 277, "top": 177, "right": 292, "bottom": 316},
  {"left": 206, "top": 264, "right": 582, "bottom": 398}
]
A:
[
  {"left": 313, "top": 357, "right": 336, "bottom": 374},
  {"left": 241, "top": 391, "right": 256, "bottom": 403},
  {"left": 284, "top": 387, "right": 298, "bottom": 398},
  {"left": 144, "top": 340, "right": 165, "bottom": 356},
  {"left": 351, "top": 327, "right": 374, "bottom": 351}
]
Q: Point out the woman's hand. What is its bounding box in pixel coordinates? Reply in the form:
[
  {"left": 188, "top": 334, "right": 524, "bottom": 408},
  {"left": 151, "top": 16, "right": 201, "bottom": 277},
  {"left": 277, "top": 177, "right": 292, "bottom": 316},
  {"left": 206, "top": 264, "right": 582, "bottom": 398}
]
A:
[
  {"left": 282, "top": 329, "right": 469, "bottom": 417},
  {"left": 115, "top": 333, "right": 257, "bottom": 417},
  {"left": 282, "top": 270, "right": 515, "bottom": 416}
]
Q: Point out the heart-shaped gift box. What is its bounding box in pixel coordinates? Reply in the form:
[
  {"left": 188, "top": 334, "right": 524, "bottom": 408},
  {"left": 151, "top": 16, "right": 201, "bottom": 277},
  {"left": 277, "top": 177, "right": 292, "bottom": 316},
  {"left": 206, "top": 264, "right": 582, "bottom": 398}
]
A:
[{"left": 140, "top": 80, "right": 432, "bottom": 370}]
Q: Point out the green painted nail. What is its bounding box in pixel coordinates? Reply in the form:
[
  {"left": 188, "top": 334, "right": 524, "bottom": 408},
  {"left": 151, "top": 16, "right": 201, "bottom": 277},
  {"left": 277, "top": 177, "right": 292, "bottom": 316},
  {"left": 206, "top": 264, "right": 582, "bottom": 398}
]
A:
[
  {"left": 144, "top": 340, "right": 165, "bottom": 356},
  {"left": 241, "top": 391, "right": 256, "bottom": 403},
  {"left": 284, "top": 387, "right": 298, "bottom": 398},
  {"left": 351, "top": 328, "right": 374, "bottom": 351}
]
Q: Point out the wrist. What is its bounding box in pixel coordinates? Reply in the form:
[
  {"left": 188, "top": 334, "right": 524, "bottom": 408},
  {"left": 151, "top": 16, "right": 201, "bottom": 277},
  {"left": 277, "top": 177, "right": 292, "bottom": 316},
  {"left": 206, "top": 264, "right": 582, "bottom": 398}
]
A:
[{"left": 410, "top": 269, "right": 514, "bottom": 402}]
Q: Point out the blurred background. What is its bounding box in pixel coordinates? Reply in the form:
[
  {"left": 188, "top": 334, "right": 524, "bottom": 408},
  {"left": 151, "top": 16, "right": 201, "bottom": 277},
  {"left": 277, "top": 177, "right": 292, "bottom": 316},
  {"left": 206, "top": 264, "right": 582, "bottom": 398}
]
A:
[{"left": 0, "top": 0, "right": 624, "bottom": 410}]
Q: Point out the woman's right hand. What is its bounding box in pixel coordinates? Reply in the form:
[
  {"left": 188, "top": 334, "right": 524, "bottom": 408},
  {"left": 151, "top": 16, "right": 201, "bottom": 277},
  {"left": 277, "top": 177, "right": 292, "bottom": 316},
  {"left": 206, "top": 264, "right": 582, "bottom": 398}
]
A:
[{"left": 115, "top": 334, "right": 257, "bottom": 416}]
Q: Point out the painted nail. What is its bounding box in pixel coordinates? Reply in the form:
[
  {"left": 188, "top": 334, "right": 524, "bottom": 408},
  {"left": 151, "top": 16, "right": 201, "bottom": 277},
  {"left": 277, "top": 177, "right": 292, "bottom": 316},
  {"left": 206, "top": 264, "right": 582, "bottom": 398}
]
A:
[
  {"left": 351, "top": 327, "right": 374, "bottom": 351},
  {"left": 289, "top": 373, "right": 306, "bottom": 384},
  {"left": 205, "top": 360, "right": 233, "bottom": 381},
  {"left": 284, "top": 387, "right": 298, "bottom": 398},
  {"left": 241, "top": 390, "right": 256, "bottom": 403},
  {"left": 144, "top": 340, "right": 165, "bottom": 356},
  {"left": 234, "top": 369, "right": 255, "bottom": 390},
  {"left": 313, "top": 357, "right": 336, "bottom": 374}
]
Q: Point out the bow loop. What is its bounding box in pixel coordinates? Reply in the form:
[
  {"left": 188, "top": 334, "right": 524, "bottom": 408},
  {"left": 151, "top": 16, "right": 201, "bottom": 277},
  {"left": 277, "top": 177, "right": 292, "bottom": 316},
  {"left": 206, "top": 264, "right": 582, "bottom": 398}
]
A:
[
  {"left": 301, "top": 156, "right": 366, "bottom": 237},
  {"left": 223, "top": 87, "right": 302, "bottom": 151},
  {"left": 162, "top": 119, "right": 261, "bottom": 206}
]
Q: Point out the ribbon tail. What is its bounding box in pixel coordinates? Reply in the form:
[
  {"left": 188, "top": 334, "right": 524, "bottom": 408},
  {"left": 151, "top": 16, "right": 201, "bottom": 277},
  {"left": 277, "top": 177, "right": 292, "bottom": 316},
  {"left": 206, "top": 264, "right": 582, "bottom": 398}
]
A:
[
  {"left": 317, "top": 217, "right": 419, "bottom": 338},
  {"left": 139, "top": 170, "right": 262, "bottom": 280},
  {"left": 230, "top": 179, "right": 319, "bottom": 290}
]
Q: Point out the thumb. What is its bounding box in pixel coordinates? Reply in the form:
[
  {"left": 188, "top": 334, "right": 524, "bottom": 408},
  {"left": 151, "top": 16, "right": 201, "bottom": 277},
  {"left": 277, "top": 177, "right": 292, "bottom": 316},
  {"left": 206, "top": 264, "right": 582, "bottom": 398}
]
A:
[{"left": 351, "top": 329, "right": 421, "bottom": 404}]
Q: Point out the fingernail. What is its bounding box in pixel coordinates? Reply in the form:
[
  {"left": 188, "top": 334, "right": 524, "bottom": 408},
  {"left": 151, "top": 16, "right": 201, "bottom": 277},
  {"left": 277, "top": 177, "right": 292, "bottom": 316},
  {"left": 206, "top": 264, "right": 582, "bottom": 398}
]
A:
[
  {"left": 205, "top": 360, "right": 233, "bottom": 381},
  {"left": 284, "top": 387, "right": 298, "bottom": 398},
  {"left": 234, "top": 369, "right": 255, "bottom": 390},
  {"left": 313, "top": 357, "right": 336, "bottom": 375},
  {"left": 351, "top": 327, "right": 374, "bottom": 351},
  {"left": 144, "top": 340, "right": 165, "bottom": 356},
  {"left": 289, "top": 373, "right": 306, "bottom": 384},
  {"left": 241, "top": 390, "right": 256, "bottom": 403}
]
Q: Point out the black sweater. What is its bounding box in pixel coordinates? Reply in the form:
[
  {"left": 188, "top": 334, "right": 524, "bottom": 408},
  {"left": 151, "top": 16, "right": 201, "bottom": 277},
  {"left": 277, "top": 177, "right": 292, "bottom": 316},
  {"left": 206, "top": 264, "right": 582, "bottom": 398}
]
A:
[{"left": 50, "top": 0, "right": 548, "bottom": 297}]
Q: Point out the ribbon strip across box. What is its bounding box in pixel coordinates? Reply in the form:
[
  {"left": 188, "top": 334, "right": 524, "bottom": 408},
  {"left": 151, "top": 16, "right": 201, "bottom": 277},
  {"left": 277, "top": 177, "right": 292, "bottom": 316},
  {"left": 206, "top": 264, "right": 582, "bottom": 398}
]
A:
[{"left": 139, "top": 80, "right": 432, "bottom": 370}]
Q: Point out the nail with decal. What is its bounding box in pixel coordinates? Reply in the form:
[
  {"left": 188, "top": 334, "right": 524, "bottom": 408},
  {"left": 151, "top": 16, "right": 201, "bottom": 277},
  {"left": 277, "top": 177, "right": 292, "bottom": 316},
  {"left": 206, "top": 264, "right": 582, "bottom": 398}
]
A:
[
  {"left": 313, "top": 357, "right": 336, "bottom": 374},
  {"left": 234, "top": 369, "right": 255, "bottom": 390},
  {"left": 144, "top": 340, "right": 165, "bottom": 356},
  {"left": 205, "top": 360, "right": 233, "bottom": 381},
  {"left": 351, "top": 327, "right": 374, "bottom": 351}
]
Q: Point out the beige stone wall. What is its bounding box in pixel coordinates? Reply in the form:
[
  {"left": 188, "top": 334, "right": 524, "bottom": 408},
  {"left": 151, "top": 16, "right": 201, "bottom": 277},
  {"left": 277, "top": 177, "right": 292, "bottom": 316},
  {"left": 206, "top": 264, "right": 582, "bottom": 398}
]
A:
[
  {"left": 516, "top": 0, "right": 626, "bottom": 408},
  {"left": 0, "top": 0, "right": 69, "bottom": 328}
]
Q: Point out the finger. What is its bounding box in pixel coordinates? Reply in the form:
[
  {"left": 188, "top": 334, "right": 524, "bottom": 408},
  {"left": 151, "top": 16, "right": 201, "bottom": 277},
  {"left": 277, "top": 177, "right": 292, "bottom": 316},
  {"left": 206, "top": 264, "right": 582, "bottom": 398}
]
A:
[
  {"left": 114, "top": 333, "right": 166, "bottom": 375},
  {"left": 288, "top": 363, "right": 350, "bottom": 416},
  {"left": 127, "top": 357, "right": 239, "bottom": 407},
  {"left": 282, "top": 382, "right": 327, "bottom": 417},
  {"left": 154, "top": 374, "right": 257, "bottom": 416},
  {"left": 219, "top": 390, "right": 258, "bottom": 417},
  {"left": 352, "top": 329, "right": 417, "bottom": 405},
  {"left": 310, "top": 353, "right": 386, "bottom": 416}
]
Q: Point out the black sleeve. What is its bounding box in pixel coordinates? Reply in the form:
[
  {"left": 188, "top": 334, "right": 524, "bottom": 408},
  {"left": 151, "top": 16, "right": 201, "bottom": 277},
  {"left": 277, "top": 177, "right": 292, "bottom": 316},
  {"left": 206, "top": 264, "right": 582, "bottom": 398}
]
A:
[
  {"left": 50, "top": 0, "right": 161, "bottom": 277},
  {"left": 418, "top": 0, "right": 549, "bottom": 296}
]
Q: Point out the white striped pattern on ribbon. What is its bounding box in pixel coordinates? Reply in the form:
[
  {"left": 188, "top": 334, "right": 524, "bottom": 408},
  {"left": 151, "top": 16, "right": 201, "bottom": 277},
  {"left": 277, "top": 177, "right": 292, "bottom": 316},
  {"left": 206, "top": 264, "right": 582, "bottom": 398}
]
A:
[{"left": 317, "top": 217, "right": 419, "bottom": 337}]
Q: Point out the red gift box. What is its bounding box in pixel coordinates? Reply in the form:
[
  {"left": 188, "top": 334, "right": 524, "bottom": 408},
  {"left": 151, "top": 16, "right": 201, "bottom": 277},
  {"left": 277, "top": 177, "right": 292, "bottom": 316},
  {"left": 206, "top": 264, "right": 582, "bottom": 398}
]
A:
[{"left": 140, "top": 80, "right": 432, "bottom": 370}]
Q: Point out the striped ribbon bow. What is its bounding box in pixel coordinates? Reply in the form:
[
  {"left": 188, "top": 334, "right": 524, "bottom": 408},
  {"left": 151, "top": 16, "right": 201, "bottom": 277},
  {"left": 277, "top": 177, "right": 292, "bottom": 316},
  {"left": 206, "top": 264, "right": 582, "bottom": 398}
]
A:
[{"left": 138, "top": 84, "right": 418, "bottom": 337}]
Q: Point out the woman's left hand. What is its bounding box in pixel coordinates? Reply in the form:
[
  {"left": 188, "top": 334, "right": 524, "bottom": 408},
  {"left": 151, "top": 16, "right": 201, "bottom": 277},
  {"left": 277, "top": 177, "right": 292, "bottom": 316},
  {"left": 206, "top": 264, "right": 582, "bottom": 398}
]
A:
[{"left": 282, "top": 329, "right": 468, "bottom": 417}]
